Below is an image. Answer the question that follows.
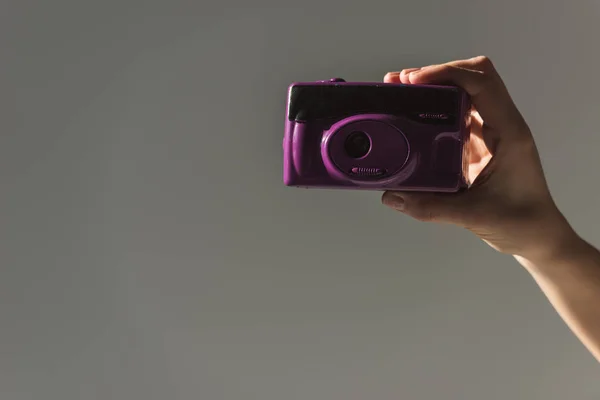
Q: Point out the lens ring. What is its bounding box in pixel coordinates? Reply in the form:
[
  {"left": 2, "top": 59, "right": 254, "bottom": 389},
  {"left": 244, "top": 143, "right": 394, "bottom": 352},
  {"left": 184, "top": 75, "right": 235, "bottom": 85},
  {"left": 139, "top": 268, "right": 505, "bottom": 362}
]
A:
[{"left": 344, "top": 131, "right": 371, "bottom": 159}]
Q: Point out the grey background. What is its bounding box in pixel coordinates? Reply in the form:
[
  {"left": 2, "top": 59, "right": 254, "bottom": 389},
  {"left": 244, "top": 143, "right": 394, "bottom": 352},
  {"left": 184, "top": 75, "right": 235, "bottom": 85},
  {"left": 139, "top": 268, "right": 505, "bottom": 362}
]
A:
[{"left": 2, "top": 1, "right": 599, "bottom": 399}]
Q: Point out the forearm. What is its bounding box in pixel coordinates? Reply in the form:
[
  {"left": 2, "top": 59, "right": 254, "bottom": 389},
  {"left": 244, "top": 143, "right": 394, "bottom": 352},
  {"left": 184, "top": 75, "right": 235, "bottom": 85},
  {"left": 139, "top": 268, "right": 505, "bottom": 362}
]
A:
[{"left": 516, "top": 232, "right": 600, "bottom": 361}]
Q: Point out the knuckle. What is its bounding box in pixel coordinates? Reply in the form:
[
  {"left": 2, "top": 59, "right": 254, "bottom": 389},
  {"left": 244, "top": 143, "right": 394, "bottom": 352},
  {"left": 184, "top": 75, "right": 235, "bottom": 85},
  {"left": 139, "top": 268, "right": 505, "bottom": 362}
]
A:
[
  {"left": 408, "top": 198, "right": 437, "bottom": 222},
  {"left": 412, "top": 210, "right": 434, "bottom": 222},
  {"left": 511, "top": 132, "right": 538, "bottom": 155},
  {"left": 473, "top": 55, "right": 495, "bottom": 71}
]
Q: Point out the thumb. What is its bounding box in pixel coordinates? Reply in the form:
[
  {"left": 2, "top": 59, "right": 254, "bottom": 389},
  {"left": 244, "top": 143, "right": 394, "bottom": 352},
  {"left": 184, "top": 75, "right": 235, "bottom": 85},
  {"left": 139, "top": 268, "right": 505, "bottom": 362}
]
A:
[{"left": 381, "top": 190, "right": 475, "bottom": 225}]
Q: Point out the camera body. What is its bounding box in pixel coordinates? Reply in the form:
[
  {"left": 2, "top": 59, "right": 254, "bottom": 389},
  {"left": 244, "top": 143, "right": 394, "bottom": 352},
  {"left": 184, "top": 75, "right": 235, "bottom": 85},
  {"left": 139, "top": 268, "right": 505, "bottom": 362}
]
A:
[{"left": 283, "top": 79, "right": 472, "bottom": 192}]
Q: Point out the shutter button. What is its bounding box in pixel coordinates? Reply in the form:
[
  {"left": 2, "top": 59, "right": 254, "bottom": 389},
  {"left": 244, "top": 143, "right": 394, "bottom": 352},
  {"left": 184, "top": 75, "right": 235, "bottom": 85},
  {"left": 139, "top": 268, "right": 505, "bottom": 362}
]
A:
[{"left": 317, "top": 78, "right": 346, "bottom": 83}]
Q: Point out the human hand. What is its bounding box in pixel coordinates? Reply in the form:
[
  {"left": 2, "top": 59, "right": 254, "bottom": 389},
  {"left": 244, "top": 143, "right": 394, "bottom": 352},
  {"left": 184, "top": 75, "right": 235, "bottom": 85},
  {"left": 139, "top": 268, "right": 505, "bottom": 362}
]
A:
[{"left": 381, "top": 56, "right": 576, "bottom": 261}]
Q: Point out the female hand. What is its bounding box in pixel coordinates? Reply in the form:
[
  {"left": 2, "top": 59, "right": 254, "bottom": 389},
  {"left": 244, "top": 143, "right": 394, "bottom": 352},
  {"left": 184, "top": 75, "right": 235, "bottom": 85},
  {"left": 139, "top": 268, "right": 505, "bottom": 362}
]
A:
[{"left": 381, "top": 56, "right": 576, "bottom": 261}]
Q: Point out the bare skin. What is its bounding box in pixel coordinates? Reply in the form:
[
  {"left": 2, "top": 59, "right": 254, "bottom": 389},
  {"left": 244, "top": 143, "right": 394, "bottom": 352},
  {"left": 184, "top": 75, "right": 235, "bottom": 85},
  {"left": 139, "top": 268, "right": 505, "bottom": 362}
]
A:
[{"left": 381, "top": 56, "right": 600, "bottom": 362}]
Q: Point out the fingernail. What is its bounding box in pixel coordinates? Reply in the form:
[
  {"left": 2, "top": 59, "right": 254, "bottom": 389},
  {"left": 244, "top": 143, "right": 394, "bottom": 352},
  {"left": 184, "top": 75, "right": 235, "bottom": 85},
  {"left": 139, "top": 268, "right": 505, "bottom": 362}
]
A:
[{"left": 383, "top": 192, "right": 405, "bottom": 211}]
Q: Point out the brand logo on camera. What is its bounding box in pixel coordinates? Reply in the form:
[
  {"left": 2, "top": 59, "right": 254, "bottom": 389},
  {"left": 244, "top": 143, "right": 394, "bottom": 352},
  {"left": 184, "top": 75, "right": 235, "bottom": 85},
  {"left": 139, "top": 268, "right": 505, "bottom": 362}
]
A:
[
  {"left": 350, "top": 167, "right": 386, "bottom": 177},
  {"left": 418, "top": 113, "right": 449, "bottom": 120}
]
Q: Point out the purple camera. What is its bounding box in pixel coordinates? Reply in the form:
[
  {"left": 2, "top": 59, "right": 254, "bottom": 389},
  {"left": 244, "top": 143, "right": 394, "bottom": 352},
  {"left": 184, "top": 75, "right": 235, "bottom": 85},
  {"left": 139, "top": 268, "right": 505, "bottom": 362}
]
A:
[{"left": 282, "top": 78, "right": 472, "bottom": 192}]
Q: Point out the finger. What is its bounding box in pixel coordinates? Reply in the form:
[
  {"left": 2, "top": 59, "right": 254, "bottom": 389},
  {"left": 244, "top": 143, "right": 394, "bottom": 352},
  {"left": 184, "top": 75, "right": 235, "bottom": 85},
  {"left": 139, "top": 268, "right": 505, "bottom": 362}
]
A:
[
  {"left": 445, "top": 57, "right": 492, "bottom": 73},
  {"left": 381, "top": 190, "right": 480, "bottom": 226},
  {"left": 470, "top": 109, "right": 483, "bottom": 140},
  {"left": 468, "top": 150, "right": 493, "bottom": 183},
  {"left": 469, "top": 110, "right": 498, "bottom": 155},
  {"left": 467, "top": 131, "right": 489, "bottom": 164},
  {"left": 383, "top": 72, "right": 400, "bottom": 83},
  {"left": 399, "top": 68, "right": 421, "bottom": 84},
  {"left": 383, "top": 68, "right": 421, "bottom": 84},
  {"left": 467, "top": 111, "right": 487, "bottom": 163},
  {"left": 467, "top": 114, "right": 495, "bottom": 181},
  {"left": 407, "top": 56, "right": 527, "bottom": 134}
]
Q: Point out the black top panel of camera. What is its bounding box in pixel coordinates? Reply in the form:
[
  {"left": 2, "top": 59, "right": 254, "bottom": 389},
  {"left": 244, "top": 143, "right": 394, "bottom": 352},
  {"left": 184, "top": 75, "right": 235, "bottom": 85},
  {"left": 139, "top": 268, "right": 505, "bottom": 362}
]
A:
[{"left": 288, "top": 84, "right": 461, "bottom": 126}]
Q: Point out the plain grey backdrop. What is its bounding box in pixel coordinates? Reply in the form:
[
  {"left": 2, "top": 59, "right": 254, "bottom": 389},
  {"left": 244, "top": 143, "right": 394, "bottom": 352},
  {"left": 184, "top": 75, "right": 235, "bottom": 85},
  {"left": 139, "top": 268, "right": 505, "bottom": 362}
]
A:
[{"left": 2, "top": 1, "right": 600, "bottom": 399}]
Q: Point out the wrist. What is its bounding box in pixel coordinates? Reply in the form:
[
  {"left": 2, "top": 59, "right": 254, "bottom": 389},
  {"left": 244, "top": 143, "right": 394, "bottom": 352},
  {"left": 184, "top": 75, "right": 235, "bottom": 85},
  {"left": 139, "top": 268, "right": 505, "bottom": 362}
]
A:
[
  {"left": 512, "top": 203, "right": 575, "bottom": 260},
  {"left": 516, "top": 214, "right": 586, "bottom": 275}
]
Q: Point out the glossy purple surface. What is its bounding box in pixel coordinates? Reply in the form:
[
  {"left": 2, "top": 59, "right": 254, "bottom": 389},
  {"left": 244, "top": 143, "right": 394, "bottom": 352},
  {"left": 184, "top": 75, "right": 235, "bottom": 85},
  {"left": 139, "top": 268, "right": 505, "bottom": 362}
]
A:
[{"left": 283, "top": 80, "right": 471, "bottom": 192}]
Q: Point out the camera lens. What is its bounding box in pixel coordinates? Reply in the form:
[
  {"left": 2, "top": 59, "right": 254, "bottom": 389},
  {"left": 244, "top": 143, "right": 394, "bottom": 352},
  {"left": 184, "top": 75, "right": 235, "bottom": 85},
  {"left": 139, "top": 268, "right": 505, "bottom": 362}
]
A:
[{"left": 344, "top": 131, "right": 371, "bottom": 159}]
